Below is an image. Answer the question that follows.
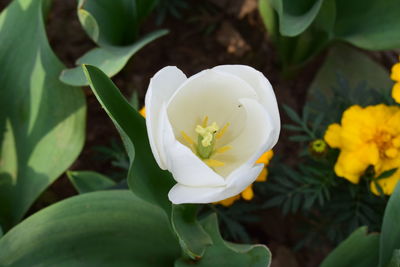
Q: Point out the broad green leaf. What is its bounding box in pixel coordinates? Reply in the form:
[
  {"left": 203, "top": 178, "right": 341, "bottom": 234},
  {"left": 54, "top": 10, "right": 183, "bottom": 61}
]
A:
[
  {"left": 0, "top": 190, "right": 180, "bottom": 266},
  {"left": 380, "top": 183, "right": 400, "bottom": 267},
  {"left": 82, "top": 65, "right": 174, "bottom": 214},
  {"left": 270, "top": 0, "right": 325, "bottom": 36},
  {"left": 0, "top": 0, "right": 85, "bottom": 231},
  {"left": 320, "top": 226, "right": 380, "bottom": 267},
  {"left": 334, "top": 0, "right": 400, "bottom": 50},
  {"left": 175, "top": 214, "right": 271, "bottom": 267},
  {"left": 171, "top": 204, "right": 213, "bottom": 259},
  {"left": 387, "top": 250, "right": 400, "bottom": 267},
  {"left": 59, "top": 30, "right": 168, "bottom": 86},
  {"left": 66, "top": 170, "right": 116, "bottom": 194},
  {"left": 60, "top": 0, "right": 167, "bottom": 86},
  {"left": 307, "top": 44, "right": 391, "bottom": 121},
  {"left": 77, "top": 0, "right": 158, "bottom": 46}
]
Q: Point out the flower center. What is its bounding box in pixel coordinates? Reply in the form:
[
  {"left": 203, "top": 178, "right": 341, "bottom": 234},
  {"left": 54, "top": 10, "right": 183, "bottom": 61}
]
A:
[
  {"left": 180, "top": 116, "right": 231, "bottom": 168},
  {"left": 372, "top": 130, "right": 400, "bottom": 159}
]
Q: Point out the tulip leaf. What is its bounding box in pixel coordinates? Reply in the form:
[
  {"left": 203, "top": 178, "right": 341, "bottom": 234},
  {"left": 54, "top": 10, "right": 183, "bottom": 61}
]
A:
[
  {"left": 0, "top": 190, "right": 181, "bottom": 266},
  {"left": 380, "top": 183, "right": 400, "bottom": 267},
  {"left": 175, "top": 214, "right": 271, "bottom": 267},
  {"left": 59, "top": 30, "right": 168, "bottom": 87},
  {"left": 320, "top": 226, "right": 380, "bottom": 267},
  {"left": 334, "top": 0, "right": 400, "bottom": 50},
  {"left": 59, "top": 0, "right": 167, "bottom": 86},
  {"left": 77, "top": 0, "right": 158, "bottom": 46},
  {"left": 171, "top": 204, "right": 213, "bottom": 259},
  {"left": 268, "top": 0, "right": 325, "bottom": 36},
  {"left": 66, "top": 171, "right": 116, "bottom": 194},
  {"left": 82, "top": 65, "right": 174, "bottom": 214},
  {"left": 0, "top": 0, "right": 85, "bottom": 231}
]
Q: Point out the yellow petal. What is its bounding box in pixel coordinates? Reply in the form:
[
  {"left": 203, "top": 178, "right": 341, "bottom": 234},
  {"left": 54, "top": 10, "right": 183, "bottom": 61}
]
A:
[
  {"left": 391, "top": 63, "right": 400, "bottom": 82},
  {"left": 324, "top": 123, "right": 342, "bottom": 148},
  {"left": 139, "top": 107, "right": 146, "bottom": 117},
  {"left": 256, "top": 168, "right": 268, "bottom": 182},
  {"left": 334, "top": 151, "right": 370, "bottom": 184},
  {"left": 256, "top": 150, "right": 274, "bottom": 165},
  {"left": 371, "top": 168, "right": 400, "bottom": 195},
  {"left": 392, "top": 83, "right": 400, "bottom": 104},
  {"left": 241, "top": 185, "right": 254, "bottom": 200},
  {"left": 215, "top": 195, "right": 240, "bottom": 206}
]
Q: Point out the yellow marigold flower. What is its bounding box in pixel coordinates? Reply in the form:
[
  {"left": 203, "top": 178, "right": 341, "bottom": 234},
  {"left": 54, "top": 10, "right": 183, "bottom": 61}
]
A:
[
  {"left": 391, "top": 61, "right": 400, "bottom": 104},
  {"left": 324, "top": 104, "right": 400, "bottom": 195},
  {"left": 216, "top": 150, "right": 273, "bottom": 206},
  {"left": 139, "top": 107, "right": 146, "bottom": 117},
  {"left": 391, "top": 62, "right": 400, "bottom": 82},
  {"left": 392, "top": 82, "right": 400, "bottom": 104}
]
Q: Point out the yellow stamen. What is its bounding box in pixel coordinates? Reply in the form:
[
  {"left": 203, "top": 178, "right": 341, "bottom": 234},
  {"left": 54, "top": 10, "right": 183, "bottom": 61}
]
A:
[
  {"left": 202, "top": 116, "right": 209, "bottom": 127},
  {"left": 204, "top": 159, "right": 225, "bottom": 167},
  {"left": 216, "top": 123, "right": 230, "bottom": 139},
  {"left": 181, "top": 131, "right": 194, "bottom": 145},
  {"left": 215, "top": 146, "right": 232, "bottom": 154}
]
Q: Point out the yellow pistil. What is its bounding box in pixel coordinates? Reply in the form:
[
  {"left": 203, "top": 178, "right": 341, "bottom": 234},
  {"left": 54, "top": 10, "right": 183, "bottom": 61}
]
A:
[
  {"left": 181, "top": 131, "right": 194, "bottom": 145},
  {"left": 195, "top": 122, "right": 219, "bottom": 147},
  {"left": 204, "top": 159, "right": 225, "bottom": 167},
  {"left": 216, "top": 123, "right": 230, "bottom": 139}
]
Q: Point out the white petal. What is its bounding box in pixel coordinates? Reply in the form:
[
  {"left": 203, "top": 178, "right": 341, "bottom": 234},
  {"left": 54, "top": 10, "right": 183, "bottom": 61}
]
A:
[
  {"left": 212, "top": 98, "right": 273, "bottom": 177},
  {"left": 166, "top": 69, "right": 258, "bottom": 144},
  {"left": 213, "top": 65, "right": 280, "bottom": 146},
  {"left": 145, "top": 66, "right": 187, "bottom": 169},
  {"left": 168, "top": 164, "right": 263, "bottom": 204},
  {"left": 161, "top": 105, "right": 226, "bottom": 187},
  {"left": 168, "top": 184, "right": 225, "bottom": 204}
]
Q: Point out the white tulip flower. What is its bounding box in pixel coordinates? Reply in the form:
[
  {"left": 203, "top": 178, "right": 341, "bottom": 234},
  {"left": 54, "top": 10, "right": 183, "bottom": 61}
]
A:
[{"left": 144, "top": 65, "right": 280, "bottom": 204}]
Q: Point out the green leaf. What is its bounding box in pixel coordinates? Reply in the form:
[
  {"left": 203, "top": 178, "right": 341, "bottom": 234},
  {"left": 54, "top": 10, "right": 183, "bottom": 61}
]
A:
[
  {"left": 376, "top": 169, "right": 398, "bottom": 180},
  {"left": 60, "top": 0, "right": 167, "bottom": 86},
  {"left": 386, "top": 250, "right": 400, "bottom": 267},
  {"left": 334, "top": 0, "right": 400, "bottom": 50},
  {"left": 0, "top": 190, "right": 180, "bottom": 266},
  {"left": 175, "top": 214, "right": 271, "bottom": 266},
  {"left": 171, "top": 204, "right": 213, "bottom": 259},
  {"left": 66, "top": 171, "right": 116, "bottom": 194},
  {"left": 270, "top": 0, "right": 325, "bottom": 36},
  {"left": 380, "top": 183, "right": 400, "bottom": 267},
  {"left": 77, "top": 0, "right": 158, "bottom": 46},
  {"left": 59, "top": 30, "right": 168, "bottom": 86},
  {"left": 320, "top": 226, "right": 380, "bottom": 267},
  {"left": 82, "top": 65, "right": 174, "bottom": 215},
  {"left": 0, "top": 0, "right": 85, "bottom": 230},
  {"left": 258, "top": 0, "right": 277, "bottom": 40},
  {"left": 307, "top": 44, "right": 391, "bottom": 117}
]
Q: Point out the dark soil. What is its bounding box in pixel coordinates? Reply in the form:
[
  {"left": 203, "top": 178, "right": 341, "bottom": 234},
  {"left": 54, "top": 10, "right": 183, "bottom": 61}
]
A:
[{"left": 3, "top": 0, "right": 396, "bottom": 266}]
